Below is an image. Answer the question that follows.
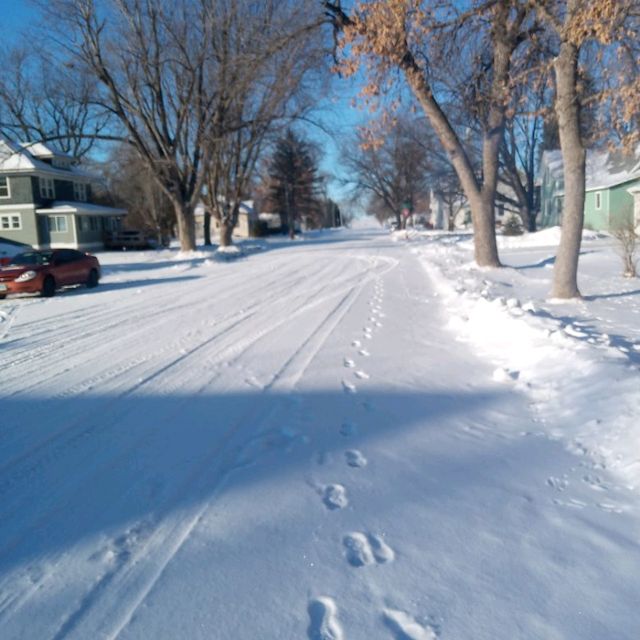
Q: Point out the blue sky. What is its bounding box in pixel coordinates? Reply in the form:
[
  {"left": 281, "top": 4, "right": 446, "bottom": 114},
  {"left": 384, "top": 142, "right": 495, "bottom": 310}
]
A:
[
  {"left": 1, "top": 2, "right": 365, "bottom": 205},
  {"left": 2, "top": 3, "right": 35, "bottom": 39}
]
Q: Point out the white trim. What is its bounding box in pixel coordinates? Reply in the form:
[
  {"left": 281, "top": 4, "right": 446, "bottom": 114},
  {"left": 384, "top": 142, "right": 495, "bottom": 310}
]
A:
[
  {"left": 37, "top": 242, "right": 84, "bottom": 249},
  {"left": 72, "top": 214, "right": 78, "bottom": 245},
  {"left": 0, "top": 176, "right": 10, "bottom": 199},
  {"left": 0, "top": 212, "right": 23, "bottom": 231},
  {"left": 0, "top": 203, "right": 35, "bottom": 210}
]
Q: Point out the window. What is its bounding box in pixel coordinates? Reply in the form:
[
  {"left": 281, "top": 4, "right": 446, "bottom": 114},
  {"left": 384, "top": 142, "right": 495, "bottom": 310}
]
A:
[
  {"left": 89, "top": 216, "right": 98, "bottom": 231},
  {"left": 0, "top": 213, "right": 21, "bottom": 230},
  {"left": 73, "top": 182, "right": 87, "bottom": 201},
  {"left": 0, "top": 176, "right": 10, "bottom": 198},
  {"left": 48, "top": 215, "right": 68, "bottom": 233},
  {"left": 595, "top": 191, "right": 602, "bottom": 210},
  {"left": 40, "top": 177, "right": 55, "bottom": 199},
  {"left": 77, "top": 216, "right": 86, "bottom": 232}
]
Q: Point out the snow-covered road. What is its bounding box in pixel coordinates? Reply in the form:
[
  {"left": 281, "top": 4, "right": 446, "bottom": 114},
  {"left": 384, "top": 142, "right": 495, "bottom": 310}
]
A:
[{"left": 1, "top": 228, "right": 639, "bottom": 639}]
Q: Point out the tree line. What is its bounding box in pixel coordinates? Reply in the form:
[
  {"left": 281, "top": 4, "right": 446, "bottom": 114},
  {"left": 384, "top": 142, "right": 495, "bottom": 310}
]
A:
[
  {"left": 1, "top": 1, "right": 638, "bottom": 299},
  {"left": 0, "top": 0, "right": 333, "bottom": 250},
  {"left": 326, "top": 0, "right": 640, "bottom": 298}
]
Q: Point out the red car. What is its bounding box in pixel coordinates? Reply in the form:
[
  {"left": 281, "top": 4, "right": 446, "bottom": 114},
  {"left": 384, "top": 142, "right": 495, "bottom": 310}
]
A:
[{"left": 0, "top": 249, "right": 101, "bottom": 299}]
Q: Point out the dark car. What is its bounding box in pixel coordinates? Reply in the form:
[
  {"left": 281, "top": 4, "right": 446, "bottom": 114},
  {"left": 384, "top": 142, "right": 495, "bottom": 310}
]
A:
[{"left": 0, "top": 249, "right": 101, "bottom": 299}]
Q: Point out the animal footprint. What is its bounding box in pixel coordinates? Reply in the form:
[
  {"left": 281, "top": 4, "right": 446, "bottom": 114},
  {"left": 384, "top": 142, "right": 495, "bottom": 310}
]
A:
[
  {"left": 358, "top": 349, "right": 370, "bottom": 357},
  {"left": 343, "top": 532, "right": 394, "bottom": 567},
  {"left": 322, "top": 484, "right": 348, "bottom": 510},
  {"left": 547, "top": 476, "right": 568, "bottom": 492},
  {"left": 382, "top": 608, "right": 437, "bottom": 640},
  {"left": 308, "top": 597, "right": 344, "bottom": 640},
  {"left": 342, "top": 380, "right": 357, "bottom": 394},
  {"left": 352, "top": 339, "right": 362, "bottom": 348},
  {"left": 354, "top": 370, "right": 370, "bottom": 380},
  {"left": 344, "top": 358, "right": 356, "bottom": 368},
  {"left": 343, "top": 533, "right": 374, "bottom": 567},
  {"left": 369, "top": 534, "right": 395, "bottom": 563},
  {"left": 582, "top": 474, "right": 608, "bottom": 492},
  {"left": 345, "top": 449, "right": 367, "bottom": 468}
]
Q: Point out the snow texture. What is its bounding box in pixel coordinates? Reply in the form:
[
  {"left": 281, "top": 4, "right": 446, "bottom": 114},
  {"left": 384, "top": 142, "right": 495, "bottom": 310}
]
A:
[{"left": 1, "top": 226, "right": 639, "bottom": 639}]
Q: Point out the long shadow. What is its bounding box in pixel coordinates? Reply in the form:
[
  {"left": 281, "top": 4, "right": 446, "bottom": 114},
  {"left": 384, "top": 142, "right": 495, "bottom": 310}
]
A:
[
  {"left": 514, "top": 250, "right": 598, "bottom": 271},
  {"left": 515, "top": 255, "right": 556, "bottom": 270},
  {"left": 528, "top": 306, "right": 640, "bottom": 365},
  {"left": 0, "top": 387, "right": 510, "bottom": 575},
  {"left": 584, "top": 289, "right": 640, "bottom": 301}
]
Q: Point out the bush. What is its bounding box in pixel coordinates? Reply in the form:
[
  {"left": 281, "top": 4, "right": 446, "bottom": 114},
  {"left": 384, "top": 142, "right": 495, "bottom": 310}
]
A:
[
  {"left": 502, "top": 216, "right": 524, "bottom": 236},
  {"left": 612, "top": 221, "right": 638, "bottom": 278}
]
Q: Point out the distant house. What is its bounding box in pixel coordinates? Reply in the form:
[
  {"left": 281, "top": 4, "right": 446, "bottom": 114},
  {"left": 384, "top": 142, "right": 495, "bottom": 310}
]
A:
[
  {"left": 0, "top": 138, "right": 126, "bottom": 250},
  {"left": 539, "top": 148, "right": 640, "bottom": 230},
  {"left": 194, "top": 200, "right": 258, "bottom": 239}
]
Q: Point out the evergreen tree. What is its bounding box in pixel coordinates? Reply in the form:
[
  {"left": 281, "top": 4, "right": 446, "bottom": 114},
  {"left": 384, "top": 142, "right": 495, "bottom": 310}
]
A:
[{"left": 267, "top": 130, "right": 324, "bottom": 237}]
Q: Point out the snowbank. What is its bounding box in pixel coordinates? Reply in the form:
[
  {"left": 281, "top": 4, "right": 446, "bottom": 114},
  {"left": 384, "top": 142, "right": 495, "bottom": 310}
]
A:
[{"left": 412, "top": 236, "right": 640, "bottom": 490}]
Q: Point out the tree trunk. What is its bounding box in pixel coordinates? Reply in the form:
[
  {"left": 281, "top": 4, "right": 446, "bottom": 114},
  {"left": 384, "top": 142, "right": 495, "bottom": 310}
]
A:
[
  {"left": 402, "top": 54, "right": 501, "bottom": 267},
  {"left": 219, "top": 219, "right": 234, "bottom": 247},
  {"left": 551, "top": 42, "right": 585, "bottom": 299},
  {"left": 204, "top": 209, "right": 212, "bottom": 246},
  {"left": 174, "top": 201, "right": 196, "bottom": 252}
]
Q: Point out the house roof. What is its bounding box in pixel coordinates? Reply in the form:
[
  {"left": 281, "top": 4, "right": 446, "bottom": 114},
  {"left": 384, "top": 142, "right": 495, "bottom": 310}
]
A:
[
  {"left": 194, "top": 199, "right": 256, "bottom": 217},
  {"left": 541, "top": 146, "right": 640, "bottom": 193},
  {"left": 18, "top": 142, "right": 70, "bottom": 160},
  {"left": 36, "top": 201, "right": 127, "bottom": 217},
  {"left": 0, "top": 138, "right": 93, "bottom": 180}
]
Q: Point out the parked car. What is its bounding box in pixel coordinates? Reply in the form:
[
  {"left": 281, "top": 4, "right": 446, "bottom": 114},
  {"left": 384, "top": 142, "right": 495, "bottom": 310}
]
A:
[
  {"left": 0, "top": 237, "right": 31, "bottom": 266},
  {"left": 0, "top": 249, "right": 101, "bottom": 299},
  {"left": 104, "top": 230, "right": 156, "bottom": 250}
]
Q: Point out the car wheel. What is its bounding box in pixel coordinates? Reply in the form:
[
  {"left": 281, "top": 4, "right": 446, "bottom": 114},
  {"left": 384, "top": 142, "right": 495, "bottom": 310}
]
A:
[
  {"left": 0, "top": 294, "right": 5, "bottom": 300},
  {"left": 87, "top": 269, "right": 99, "bottom": 289},
  {"left": 42, "top": 276, "right": 56, "bottom": 298}
]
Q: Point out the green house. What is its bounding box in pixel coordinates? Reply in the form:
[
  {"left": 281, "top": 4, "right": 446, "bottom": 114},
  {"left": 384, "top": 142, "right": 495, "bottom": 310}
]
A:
[
  {"left": 0, "top": 138, "right": 126, "bottom": 250},
  {"left": 538, "top": 148, "right": 640, "bottom": 231}
]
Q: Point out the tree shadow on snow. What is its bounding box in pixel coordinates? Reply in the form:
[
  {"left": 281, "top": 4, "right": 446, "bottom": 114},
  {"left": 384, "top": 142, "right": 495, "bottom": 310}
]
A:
[{"left": 0, "top": 386, "right": 512, "bottom": 576}]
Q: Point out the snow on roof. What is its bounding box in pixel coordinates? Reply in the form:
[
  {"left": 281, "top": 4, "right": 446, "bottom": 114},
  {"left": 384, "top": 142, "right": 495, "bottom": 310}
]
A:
[
  {"left": 541, "top": 146, "right": 640, "bottom": 191},
  {"left": 36, "top": 201, "right": 127, "bottom": 216},
  {"left": 18, "top": 142, "right": 71, "bottom": 160},
  {"left": 0, "top": 138, "right": 93, "bottom": 179}
]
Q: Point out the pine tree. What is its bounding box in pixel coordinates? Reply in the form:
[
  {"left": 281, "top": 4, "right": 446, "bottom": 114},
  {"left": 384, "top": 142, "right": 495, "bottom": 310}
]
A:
[{"left": 267, "top": 130, "right": 324, "bottom": 238}]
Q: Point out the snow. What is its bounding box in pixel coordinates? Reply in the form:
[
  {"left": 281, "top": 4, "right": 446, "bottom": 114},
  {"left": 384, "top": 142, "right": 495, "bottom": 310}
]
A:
[
  {"left": 541, "top": 146, "right": 640, "bottom": 192},
  {"left": 1, "top": 227, "right": 640, "bottom": 639}
]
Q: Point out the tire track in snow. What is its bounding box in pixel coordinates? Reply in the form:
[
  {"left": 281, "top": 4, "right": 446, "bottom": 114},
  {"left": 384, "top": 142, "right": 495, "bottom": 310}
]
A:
[
  {"left": 0, "top": 252, "right": 390, "bottom": 631},
  {"left": 38, "top": 259, "right": 373, "bottom": 640}
]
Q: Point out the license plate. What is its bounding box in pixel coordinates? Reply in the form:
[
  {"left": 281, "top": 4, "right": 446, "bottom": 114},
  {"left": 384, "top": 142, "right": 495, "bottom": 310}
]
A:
[{"left": 0, "top": 284, "right": 6, "bottom": 291}]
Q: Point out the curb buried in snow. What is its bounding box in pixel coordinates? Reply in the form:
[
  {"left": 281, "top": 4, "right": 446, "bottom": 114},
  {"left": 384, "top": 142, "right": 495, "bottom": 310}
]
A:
[{"left": 410, "top": 236, "right": 640, "bottom": 491}]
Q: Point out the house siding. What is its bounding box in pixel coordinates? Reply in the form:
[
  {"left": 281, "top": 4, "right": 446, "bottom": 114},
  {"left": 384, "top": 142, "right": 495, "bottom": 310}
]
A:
[
  {"left": 584, "top": 190, "right": 610, "bottom": 230},
  {"left": 1, "top": 176, "right": 37, "bottom": 205},
  {"left": 608, "top": 180, "right": 637, "bottom": 229},
  {"left": 0, "top": 207, "right": 39, "bottom": 246}
]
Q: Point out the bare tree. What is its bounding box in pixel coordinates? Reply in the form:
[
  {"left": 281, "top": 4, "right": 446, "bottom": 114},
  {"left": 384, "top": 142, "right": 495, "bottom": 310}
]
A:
[
  {"left": 325, "top": 0, "right": 538, "bottom": 268},
  {"left": 341, "top": 117, "right": 432, "bottom": 229},
  {"left": 533, "top": 0, "right": 639, "bottom": 298},
  {"left": 0, "top": 47, "right": 110, "bottom": 158},
  {"left": 98, "top": 145, "right": 174, "bottom": 245},
  {"left": 204, "top": 7, "right": 327, "bottom": 247},
  {"left": 34, "top": 0, "right": 325, "bottom": 252}
]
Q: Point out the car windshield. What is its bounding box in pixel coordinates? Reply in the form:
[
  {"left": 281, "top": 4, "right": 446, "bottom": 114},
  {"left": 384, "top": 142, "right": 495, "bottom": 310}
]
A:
[{"left": 9, "top": 251, "right": 52, "bottom": 267}]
